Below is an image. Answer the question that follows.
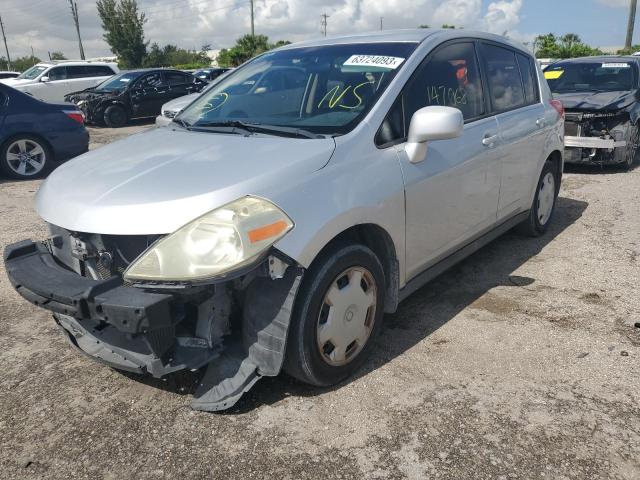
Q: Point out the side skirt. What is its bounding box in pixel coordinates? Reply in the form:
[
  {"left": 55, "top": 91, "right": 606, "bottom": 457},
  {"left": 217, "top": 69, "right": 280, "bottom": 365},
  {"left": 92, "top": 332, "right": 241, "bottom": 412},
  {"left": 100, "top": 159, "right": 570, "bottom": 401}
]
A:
[{"left": 398, "top": 211, "right": 529, "bottom": 303}]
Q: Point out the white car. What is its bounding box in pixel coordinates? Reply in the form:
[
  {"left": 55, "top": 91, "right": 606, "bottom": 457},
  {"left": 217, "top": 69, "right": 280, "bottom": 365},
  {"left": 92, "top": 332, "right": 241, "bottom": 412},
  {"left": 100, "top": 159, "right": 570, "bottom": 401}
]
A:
[{"left": 0, "top": 61, "right": 119, "bottom": 103}]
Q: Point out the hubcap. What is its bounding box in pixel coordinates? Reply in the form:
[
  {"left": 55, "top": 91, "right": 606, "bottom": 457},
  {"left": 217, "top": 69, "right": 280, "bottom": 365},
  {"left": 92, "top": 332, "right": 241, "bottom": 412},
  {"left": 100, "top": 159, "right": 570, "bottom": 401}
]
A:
[
  {"left": 316, "top": 267, "right": 377, "bottom": 367},
  {"left": 537, "top": 172, "right": 555, "bottom": 225},
  {"left": 6, "top": 139, "right": 46, "bottom": 176}
]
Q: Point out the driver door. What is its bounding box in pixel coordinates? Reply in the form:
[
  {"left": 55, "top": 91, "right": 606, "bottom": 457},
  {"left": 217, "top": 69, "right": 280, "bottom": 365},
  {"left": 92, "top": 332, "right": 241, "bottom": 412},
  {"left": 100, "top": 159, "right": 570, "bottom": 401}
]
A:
[
  {"left": 130, "top": 72, "right": 166, "bottom": 118},
  {"left": 394, "top": 41, "right": 502, "bottom": 280}
]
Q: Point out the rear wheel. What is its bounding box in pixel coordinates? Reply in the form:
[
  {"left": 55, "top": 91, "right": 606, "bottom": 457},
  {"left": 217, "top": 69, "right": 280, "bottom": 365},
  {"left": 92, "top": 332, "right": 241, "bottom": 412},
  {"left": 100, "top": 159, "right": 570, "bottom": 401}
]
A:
[
  {"left": 103, "top": 105, "right": 128, "bottom": 128},
  {"left": 0, "top": 136, "right": 51, "bottom": 180},
  {"left": 516, "top": 160, "right": 558, "bottom": 237},
  {"left": 284, "top": 244, "right": 385, "bottom": 386}
]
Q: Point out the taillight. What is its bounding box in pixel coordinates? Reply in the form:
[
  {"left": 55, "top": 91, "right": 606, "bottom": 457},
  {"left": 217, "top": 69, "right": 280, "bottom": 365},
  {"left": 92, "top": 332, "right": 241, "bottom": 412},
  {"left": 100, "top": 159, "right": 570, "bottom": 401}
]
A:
[
  {"left": 63, "top": 110, "right": 85, "bottom": 124},
  {"left": 550, "top": 99, "right": 564, "bottom": 119}
]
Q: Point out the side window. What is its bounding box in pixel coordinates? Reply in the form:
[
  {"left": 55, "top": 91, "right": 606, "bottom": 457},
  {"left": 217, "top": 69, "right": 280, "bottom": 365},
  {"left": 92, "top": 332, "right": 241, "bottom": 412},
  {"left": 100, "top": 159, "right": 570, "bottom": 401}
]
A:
[
  {"left": 375, "top": 96, "right": 405, "bottom": 147},
  {"left": 481, "top": 44, "right": 525, "bottom": 112},
  {"left": 47, "top": 67, "right": 67, "bottom": 81},
  {"left": 66, "top": 66, "right": 88, "bottom": 79},
  {"left": 404, "top": 42, "right": 485, "bottom": 124},
  {"left": 85, "top": 65, "right": 114, "bottom": 77},
  {"left": 516, "top": 53, "right": 539, "bottom": 104},
  {"left": 136, "top": 72, "right": 163, "bottom": 89},
  {"left": 165, "top": 72, "right": 190, "bottom": 85}
]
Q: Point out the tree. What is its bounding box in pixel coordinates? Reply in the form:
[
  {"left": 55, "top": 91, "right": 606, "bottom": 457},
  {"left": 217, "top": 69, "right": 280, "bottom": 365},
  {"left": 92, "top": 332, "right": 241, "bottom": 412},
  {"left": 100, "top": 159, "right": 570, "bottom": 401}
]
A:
[
  {"left": 96, "top": 0, "right": 147, "bottom": 68},
  {"left": 217, "top": 35, "right": 289, "bottom": 67},
  {"left": 0, "top": 55, "right": 41, "bottom": 71},
  {"left": 533, "top": 33, "right": 602, "bottom": 59},
  {"left": 142, "top": 42, "right": 210, "bottom": 68},
  {"left": 617, "top": 44, "right": 640, "bottom": 55},
  {"left": 50, "top": 51, "right": 67, "bottom": 60}
]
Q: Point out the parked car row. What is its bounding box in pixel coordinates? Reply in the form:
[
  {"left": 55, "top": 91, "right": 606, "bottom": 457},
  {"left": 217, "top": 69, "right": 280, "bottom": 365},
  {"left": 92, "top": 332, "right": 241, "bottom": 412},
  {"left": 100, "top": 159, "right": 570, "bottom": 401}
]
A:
[{"left": 4, "top": 29, "right": 565, "bottom": 411}]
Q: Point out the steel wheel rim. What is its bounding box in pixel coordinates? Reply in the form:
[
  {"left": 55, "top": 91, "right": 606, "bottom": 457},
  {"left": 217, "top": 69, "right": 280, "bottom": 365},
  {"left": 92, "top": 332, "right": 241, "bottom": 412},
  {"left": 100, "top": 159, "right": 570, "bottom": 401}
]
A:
[
  {"left": 6, "top": 139, "right": 46, "bottom": 176},
  {"left": 316, "top": 266, "right": 377, "bottom": 367},
  {"left": 537, "top": 172, "right": 555, "bottom": 225}
]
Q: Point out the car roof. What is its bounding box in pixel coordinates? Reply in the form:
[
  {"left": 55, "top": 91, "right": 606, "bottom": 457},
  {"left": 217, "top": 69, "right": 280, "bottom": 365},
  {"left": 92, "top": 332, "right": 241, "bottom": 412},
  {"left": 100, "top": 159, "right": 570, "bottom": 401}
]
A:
[
  {"left": 34, "top": 60, "right": 117, "bottom": 67},
  {"left": 551, "top": 56, "right": 640, "bottom": 64},
  {"left": 276, "top": 28, "right": 530, "bottom": 54}
]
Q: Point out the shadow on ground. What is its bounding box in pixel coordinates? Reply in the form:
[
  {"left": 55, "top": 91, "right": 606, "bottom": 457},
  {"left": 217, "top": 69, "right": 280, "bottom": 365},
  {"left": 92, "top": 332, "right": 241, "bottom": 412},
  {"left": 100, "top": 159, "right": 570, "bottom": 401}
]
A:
[{"left": 116, "top": 196, "right": 589, "bottom": 413}]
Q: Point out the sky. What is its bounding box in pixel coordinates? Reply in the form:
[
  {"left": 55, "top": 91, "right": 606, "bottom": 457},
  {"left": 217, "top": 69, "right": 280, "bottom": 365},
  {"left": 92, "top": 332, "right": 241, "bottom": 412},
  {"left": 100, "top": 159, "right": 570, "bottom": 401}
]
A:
[{"left": 0, "top": 0, "right": 637, "bottom": 60}]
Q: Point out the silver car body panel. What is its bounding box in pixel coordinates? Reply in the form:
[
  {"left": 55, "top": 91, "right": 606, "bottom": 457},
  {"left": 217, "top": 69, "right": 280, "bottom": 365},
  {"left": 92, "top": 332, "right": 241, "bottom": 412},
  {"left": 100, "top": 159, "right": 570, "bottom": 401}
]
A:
[
  {"left": 155, "top": 92, "right": 200, "bottom": 127},
  {"left": 35, "top": 29, "right": 563, "bottom": 289}
]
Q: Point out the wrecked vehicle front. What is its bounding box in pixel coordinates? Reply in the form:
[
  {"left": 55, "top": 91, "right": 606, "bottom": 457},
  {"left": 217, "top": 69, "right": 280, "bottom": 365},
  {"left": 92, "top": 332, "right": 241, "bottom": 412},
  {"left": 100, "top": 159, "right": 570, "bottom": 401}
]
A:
[{"left": 545, "top": 57, "right": 640, "bottom": 169}]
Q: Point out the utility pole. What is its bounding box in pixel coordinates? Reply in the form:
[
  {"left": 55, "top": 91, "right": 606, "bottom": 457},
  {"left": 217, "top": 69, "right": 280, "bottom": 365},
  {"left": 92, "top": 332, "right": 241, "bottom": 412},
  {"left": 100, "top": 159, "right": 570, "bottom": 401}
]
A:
[
  {"left": 380, "top": 17, "right": 383, "bottom": 31},
  {"left": 0, "top": 14, "right": 11, "bottom": 71},
  {"left": 626, "top": 0, "right": 638, "bottom": 50},
  {"left": 69, "top": 0, "right": 85, "bottom": 60},
  {"left": 250, "top": 0, "right": 255, "bottom": 37},
  {"left": 321, "top": 12, "right": 329, "bottom": 37}
]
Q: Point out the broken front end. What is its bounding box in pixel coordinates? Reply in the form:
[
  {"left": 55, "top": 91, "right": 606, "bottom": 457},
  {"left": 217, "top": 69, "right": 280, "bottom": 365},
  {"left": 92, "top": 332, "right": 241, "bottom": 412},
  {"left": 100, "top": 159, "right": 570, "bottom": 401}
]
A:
[
  {"left": 564, "top": 110, "right": 639, "bottom": 165},
  {"left": 4, "top": 224, "right": 303, "bottom": 412},
  {"left": 65, "top": 91, "right": 117, "bottom": 125}
]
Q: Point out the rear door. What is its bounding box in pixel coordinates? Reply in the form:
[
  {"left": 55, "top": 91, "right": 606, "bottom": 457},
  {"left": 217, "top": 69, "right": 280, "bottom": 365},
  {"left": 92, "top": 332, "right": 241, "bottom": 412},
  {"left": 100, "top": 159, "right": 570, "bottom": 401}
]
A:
[
  {"left": 478, "top": 43, "right": 548, "bottom": 218},
  {"left": 130, "top": 72, "right": 166, "bottom": 118},
  {"left": 391, "top": 41, "right": 502, "bottom": 280},
  {"left": 164, "top": 71, "right": 197, "bottom": 99}
]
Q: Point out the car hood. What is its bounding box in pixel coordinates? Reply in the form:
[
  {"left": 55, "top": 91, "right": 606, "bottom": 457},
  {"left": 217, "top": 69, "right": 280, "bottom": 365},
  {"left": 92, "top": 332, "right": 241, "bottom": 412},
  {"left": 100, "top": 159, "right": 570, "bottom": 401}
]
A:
[
  {"left": 555, "top": 90, "right": 638, "bottom": 111},
  {"left": 163, "top": 93, "right": 200, "bottom": 113},
  {"left": 36, "top": 127, "right": 336, "bottom": 235},
  {"left": 0, "top": 78, "right": 34, "bottom": 86}
]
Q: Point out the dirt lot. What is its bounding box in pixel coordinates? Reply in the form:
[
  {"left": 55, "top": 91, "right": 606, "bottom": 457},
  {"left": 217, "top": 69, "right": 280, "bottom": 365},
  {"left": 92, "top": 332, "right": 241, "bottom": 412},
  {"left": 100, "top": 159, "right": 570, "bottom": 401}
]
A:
[{"left": 0, "top": 124, "right": 638, "bottom": 479}]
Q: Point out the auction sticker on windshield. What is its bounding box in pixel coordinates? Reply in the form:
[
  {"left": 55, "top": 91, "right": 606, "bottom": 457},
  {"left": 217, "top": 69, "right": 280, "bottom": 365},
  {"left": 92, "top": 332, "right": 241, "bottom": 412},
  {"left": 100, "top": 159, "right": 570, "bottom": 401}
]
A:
[
  {"left": 602, "top": 63, "right": 631, "bottom": 68},
  {"left": 343, "top": 55, "right": 405, "bottom": 71}
]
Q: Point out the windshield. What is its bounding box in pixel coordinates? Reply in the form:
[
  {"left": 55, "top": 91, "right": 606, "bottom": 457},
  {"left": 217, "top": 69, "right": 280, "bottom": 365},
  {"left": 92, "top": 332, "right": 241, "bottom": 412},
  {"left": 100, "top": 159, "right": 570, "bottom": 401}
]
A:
[
  {"left": 17, "top": 65, "right": 48, "bottom": 80},
  {"left": 95, "top": 71, "right": 144, "bottom": 92},
  {"left": 178, "top": 42, "right": 418, "bottom": 135},
  {"left": 545, "top": 61, "right": 637, "bottom": 93}
]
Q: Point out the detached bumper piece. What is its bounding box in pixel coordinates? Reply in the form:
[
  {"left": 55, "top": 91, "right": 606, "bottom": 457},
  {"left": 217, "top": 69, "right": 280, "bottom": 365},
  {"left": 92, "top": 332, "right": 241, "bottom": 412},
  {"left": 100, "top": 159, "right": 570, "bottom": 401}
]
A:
[{"left": 3, "top": 240, "right": 217, "bottom": 377}]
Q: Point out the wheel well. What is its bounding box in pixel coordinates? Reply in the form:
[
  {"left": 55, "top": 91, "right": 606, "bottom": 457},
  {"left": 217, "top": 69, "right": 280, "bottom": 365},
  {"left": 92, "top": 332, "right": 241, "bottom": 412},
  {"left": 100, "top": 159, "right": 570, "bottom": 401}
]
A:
[
  {"left": 1, "top": 133, "right": 55, "bottom": 162},
  {"left": 310, "top": 224, "right": 400, "bottom": 314},
  {"left": 548, "top": 150, "right": 563, "bottom": 191}
]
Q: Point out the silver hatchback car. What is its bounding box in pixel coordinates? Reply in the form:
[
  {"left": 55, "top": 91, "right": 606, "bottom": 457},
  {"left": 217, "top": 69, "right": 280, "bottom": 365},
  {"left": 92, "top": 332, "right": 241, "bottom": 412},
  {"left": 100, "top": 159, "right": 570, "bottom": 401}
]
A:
[{"left": 5, "top": 29, "right": 564, "bottom": 411}]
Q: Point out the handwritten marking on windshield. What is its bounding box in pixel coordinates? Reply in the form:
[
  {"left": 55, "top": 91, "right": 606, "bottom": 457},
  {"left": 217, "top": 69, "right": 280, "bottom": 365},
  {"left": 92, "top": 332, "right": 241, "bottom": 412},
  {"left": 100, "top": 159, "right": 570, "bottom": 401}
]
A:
[
  {"left": 202, "top": 92, "right": 229, "bottom": 113},
  {"left": 317, "top": 81, "right": 376, "bottom": 110}
]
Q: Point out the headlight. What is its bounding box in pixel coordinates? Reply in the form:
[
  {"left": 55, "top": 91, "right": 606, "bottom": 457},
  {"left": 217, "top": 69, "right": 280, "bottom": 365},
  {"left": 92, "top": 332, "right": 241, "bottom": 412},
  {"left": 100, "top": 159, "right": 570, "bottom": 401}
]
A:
[{"left": 123, "top": 196, "right": 293, "bottom": 282}]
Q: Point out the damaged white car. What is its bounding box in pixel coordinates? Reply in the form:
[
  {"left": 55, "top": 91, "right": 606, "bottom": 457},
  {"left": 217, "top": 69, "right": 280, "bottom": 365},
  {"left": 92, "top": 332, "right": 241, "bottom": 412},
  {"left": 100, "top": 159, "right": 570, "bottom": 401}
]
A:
[
  {"left": 4, "top": 30, "right": 563, "bottom": 411},
  {"left": 545, "top": 56, "right": 640, "bottom": 169}
]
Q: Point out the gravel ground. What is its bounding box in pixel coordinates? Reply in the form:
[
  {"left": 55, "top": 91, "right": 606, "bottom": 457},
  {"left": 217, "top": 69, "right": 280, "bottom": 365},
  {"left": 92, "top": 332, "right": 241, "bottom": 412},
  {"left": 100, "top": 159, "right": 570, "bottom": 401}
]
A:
[{"left": 0, "top": 124, "right": 638, "bottom": 479}]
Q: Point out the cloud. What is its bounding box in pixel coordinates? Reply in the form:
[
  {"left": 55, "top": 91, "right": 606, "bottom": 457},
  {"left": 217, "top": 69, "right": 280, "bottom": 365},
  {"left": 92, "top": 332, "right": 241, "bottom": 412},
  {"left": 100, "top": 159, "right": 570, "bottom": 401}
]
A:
[{"left": 0, "top": 0, "right": 528, "bottom": 59}]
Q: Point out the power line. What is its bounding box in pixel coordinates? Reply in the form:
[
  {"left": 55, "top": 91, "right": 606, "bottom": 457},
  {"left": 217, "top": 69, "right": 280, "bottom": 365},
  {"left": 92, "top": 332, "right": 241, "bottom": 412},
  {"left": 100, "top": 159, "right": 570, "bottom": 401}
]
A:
[
  {"left": 321, "top": 12, "right": 329, "bottom": 37},
  {"left": 0, "top": 14, "right": 11, "bottom": 70},
  {"left": 69, "top": 0, "right": 85, "bottom": 60}
]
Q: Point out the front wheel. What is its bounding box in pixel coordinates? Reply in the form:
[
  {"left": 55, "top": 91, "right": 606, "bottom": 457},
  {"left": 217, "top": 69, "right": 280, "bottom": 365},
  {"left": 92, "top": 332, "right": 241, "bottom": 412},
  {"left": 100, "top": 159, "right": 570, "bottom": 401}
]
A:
[
  {"left": 284, "top": 244, "right": 385, "bottom": 386},
  {"left": 516, "top": 160, "right": 558, "bottom": 237},
  {"left": 103, "top": 105, "right": 128, "bottom": 128}
]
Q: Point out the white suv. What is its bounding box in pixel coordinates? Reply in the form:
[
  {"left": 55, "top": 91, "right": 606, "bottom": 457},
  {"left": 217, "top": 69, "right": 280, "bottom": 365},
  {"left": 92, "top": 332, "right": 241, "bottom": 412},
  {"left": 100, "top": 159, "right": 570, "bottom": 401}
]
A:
[{"left": 0, "top": 61, "right": 119, "bottom": 103}]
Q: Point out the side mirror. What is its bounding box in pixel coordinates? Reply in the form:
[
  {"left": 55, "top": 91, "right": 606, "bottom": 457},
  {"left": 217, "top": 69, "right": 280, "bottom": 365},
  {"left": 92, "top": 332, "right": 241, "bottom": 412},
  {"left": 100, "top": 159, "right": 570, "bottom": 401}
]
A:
[
  {"left": 40, "top": 76, "right": 50, "bottom": 83},
  {"left": 405, "top": 106, "right": 464, "bottom": 164}
]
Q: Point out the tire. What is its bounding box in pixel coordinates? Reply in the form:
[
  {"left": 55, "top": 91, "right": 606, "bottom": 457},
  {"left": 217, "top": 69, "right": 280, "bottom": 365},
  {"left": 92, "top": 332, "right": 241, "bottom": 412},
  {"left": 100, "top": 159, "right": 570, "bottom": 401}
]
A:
[
  {"left": 614, "top": 123, "right": 639, "bottom": 171},
  {"left": 103, "top": 105, "right": 128, "bottom": 128},
  {"left": 0, "top": 135, "right": 52, "bottom": 180},
  {"left": 516, "top": 160, "right": 558, "bottom": 237},
  {"left": 283, "top": 243, "right": 385, "bottom": 386}
]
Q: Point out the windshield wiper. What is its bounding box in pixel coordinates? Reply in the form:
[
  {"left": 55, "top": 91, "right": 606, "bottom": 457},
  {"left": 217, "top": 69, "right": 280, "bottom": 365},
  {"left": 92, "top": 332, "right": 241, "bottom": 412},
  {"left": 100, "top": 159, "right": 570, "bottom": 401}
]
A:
[
  {"left": 194, "top": 120, "right": 324, "bottom": 139},
  {"left": 171, "top": 118, "right": 192, "bottom": 130}
]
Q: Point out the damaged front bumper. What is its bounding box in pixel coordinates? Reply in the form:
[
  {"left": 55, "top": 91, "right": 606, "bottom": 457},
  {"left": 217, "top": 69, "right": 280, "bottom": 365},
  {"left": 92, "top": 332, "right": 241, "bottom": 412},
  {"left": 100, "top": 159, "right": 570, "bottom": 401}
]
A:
[{"left": 4, "top": 239, "right": 303, "bottom": 411}]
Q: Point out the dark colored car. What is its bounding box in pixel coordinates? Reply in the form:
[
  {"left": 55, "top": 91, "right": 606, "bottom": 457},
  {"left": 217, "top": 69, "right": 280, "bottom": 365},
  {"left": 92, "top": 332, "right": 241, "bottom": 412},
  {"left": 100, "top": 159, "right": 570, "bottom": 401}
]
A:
[
  {"left": 546, "top": 56, "right": 640, "bottom": 169},
  {"left": 0, "top": 83, "right": 88, "bottom": 180},
  {"left": 0, "top": 71, "right": 19, "bottom": 79},
  {"left": 192, "top": 67, "right": 232, "bottom": 82},
  {"left": 65, "top": 69, "right": 207, "bottom": 128}
]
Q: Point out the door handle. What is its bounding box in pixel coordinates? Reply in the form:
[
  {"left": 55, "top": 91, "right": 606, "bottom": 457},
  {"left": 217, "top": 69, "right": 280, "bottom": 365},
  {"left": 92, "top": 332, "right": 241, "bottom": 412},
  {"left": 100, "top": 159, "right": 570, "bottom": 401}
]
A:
[
  {"left": 536, "top": 118, "right": 546, "bottom": 127},
  {"left": 482, "top": 134, "right": 499, "bottom": 147}
]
